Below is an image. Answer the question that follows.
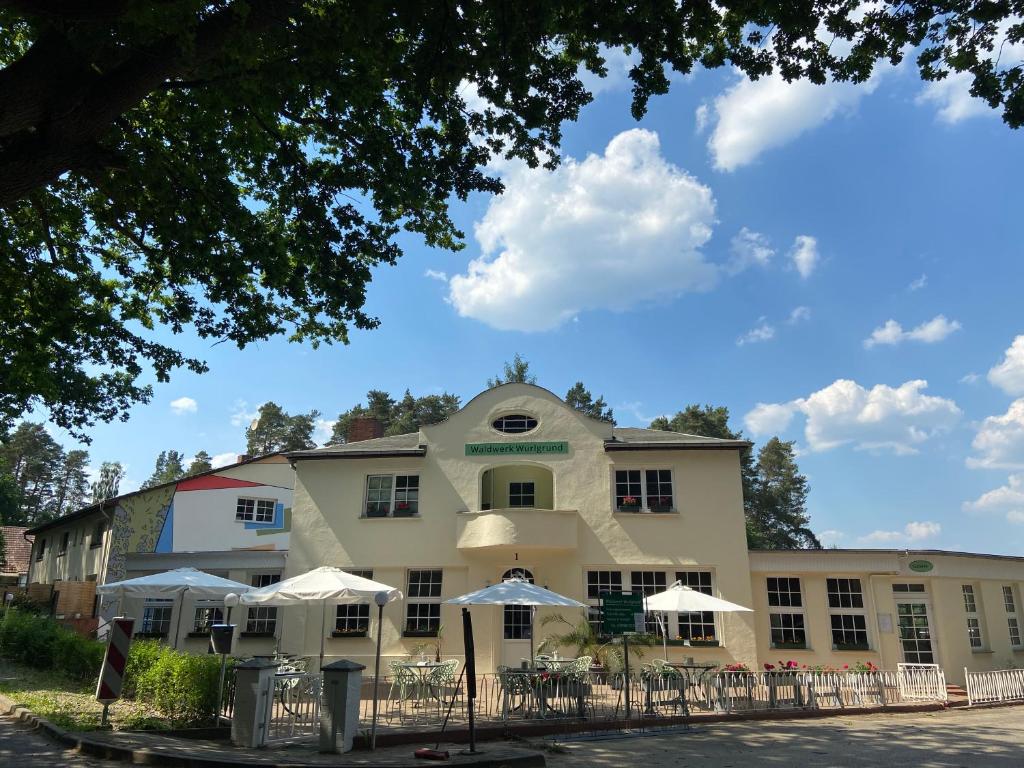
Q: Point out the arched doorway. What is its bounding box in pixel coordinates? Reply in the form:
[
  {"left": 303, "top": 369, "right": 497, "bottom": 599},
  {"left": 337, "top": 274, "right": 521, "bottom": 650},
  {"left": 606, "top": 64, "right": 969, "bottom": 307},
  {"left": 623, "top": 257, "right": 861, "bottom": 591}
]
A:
[{"left": 502, "top": 568, "right": 535, "bottom": 667}]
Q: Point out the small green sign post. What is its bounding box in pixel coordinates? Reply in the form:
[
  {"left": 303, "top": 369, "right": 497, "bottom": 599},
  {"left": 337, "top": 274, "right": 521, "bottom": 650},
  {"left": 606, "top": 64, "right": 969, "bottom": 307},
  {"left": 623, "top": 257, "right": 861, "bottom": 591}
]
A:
[
  {"left": 600, "top": 592, "right": 645, "bottom": 635},
  {"left": 600, "top": 592, "right": 645, "bottom": 719}
]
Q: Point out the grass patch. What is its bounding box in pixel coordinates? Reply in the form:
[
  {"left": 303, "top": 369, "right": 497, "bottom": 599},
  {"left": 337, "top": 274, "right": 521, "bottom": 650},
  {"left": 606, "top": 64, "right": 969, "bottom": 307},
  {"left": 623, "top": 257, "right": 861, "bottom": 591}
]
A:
[{"left": 0, "top": 661, "right": 166, "bottom": 732}]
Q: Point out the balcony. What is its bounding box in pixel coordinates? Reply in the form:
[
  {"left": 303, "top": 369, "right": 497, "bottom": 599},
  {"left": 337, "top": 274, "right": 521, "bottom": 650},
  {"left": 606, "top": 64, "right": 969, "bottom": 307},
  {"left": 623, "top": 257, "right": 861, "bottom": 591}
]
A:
[{"left": 455, "top": 508, "right": 578, "bottom": 552}]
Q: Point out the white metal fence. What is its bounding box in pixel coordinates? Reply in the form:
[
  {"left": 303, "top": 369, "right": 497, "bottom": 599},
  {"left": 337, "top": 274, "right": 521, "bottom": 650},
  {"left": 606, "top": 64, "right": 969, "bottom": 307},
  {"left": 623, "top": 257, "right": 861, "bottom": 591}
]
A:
[
  {"left": 965, "top": 667, "right": 1024, "bottom": 706},
  {"left": 896, "top": 663, "right": 948, "bottom": 702},
  {"left": 261, "top": 672, "right": 322, "bottom": 746}
]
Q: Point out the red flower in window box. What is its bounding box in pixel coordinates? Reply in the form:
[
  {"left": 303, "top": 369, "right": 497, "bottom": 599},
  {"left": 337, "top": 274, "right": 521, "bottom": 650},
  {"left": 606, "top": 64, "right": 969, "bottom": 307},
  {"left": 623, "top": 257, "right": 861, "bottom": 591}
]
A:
[
  {"left": 396, "top": 502, "right": 410, "bottom": 511},
  {"left": 620, "top": 496, "right": 639, "bottom": 507}
]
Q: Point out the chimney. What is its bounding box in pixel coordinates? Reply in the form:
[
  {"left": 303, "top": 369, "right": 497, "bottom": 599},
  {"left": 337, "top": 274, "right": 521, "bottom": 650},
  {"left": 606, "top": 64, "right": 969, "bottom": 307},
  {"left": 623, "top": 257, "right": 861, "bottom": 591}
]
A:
[
  {"left": 347, "top": 416, "right": 385, "bottom": 443},
  {"left": 237, "top": 454, "right": 251, "bottom": 464}
]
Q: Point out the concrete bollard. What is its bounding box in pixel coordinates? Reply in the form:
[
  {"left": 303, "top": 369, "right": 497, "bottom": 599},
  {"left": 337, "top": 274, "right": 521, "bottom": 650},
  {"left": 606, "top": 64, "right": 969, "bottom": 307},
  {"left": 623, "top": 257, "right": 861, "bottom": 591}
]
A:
[
  {"left": 231, "top": 659, "right": 279, "bottom": 748},
  {"left": 319, "top": 659, "right": 366, "bottom": 754}
]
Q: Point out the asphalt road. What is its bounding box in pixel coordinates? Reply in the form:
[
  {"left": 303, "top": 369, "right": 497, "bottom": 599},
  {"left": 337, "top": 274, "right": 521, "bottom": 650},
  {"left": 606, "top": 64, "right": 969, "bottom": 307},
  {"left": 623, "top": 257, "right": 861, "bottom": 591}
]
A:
[
  {"left": 546, "top": 707, "right": 1024, "bottom": 767},
  {"left": 0, "top": 716, "right": 106, "bottom": 767}
]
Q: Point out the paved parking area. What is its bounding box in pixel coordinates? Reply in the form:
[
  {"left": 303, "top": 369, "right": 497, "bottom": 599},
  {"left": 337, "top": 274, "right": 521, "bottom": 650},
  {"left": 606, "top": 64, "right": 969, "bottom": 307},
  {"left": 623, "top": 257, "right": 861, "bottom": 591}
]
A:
[{"left": 546, "top": 707, "right": 1024, "bottom": 767}]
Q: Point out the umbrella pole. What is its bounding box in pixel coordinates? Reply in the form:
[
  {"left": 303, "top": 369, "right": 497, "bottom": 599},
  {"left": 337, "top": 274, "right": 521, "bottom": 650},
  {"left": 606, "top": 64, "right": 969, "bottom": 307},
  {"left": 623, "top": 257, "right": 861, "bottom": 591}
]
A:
[
  {"left": 529, "top": 606, "right": 535, "bottom": 669},
  {"left": 172, "top": 587, "right": 188, "bottom": 650},
  {"left": 370, "top": 601, "right": 384, "bottom": 750},
  {"left": 320, "top": 602, "right": 327, "bottom": 670}
]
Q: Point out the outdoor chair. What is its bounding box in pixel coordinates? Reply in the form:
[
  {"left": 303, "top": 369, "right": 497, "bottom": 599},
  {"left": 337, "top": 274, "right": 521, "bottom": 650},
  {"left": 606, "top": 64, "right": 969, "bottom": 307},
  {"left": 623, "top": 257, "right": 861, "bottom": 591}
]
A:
[
  {"left": 386, "top": 660, "right": 421, "bottom": 723},
  {"left": 497, "top": 665, "right": 535, "bottom": 720},
  {"left": 425, "top": 658, "right": 462, "bottom": 717}
]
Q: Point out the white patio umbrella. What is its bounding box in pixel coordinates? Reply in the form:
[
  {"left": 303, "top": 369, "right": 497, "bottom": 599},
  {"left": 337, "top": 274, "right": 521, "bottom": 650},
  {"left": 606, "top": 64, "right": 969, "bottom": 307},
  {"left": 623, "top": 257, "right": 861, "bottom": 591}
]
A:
[
  {"left": 239, "top": 566, "right": 403, "bottom": 750},
  {"left": 644, "top": 581, "right": 753, "bottom": 658},
  {"left": 445, "top": 577, "right": 586, "bottom": 667},
  {"left": 96, "top": 567, "right": 251, "bottom": 649}
]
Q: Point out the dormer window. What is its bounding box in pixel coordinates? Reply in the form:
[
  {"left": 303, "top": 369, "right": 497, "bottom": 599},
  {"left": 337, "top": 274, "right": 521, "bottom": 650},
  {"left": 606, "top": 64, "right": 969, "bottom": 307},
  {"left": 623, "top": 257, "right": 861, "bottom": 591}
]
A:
[{"left": 492, "top": 414, "right": 538, "bottom": 434}]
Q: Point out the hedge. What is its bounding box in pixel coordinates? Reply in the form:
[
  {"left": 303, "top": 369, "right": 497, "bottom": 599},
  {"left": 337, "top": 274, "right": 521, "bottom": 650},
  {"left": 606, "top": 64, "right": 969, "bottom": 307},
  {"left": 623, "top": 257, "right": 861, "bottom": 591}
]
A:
[
  {"left": 0, "top": 611, "right": 232, "bottom": 727},
  {"left": 0, "top": 609, "right": 105, "bottom": 679}
]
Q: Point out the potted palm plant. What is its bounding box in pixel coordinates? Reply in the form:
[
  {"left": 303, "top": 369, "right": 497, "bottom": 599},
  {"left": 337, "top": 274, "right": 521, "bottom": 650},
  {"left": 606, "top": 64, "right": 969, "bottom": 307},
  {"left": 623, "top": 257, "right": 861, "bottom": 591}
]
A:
[{"left": 538, "top": 614, "right": 653, "bottom": 688}]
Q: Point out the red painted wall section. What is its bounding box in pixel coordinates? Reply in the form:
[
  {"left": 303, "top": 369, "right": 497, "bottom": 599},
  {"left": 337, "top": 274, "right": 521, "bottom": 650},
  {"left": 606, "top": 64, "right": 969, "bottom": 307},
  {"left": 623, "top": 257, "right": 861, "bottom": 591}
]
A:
[{"left": 175, "top": 474, "right": 265, "bottom": 491}]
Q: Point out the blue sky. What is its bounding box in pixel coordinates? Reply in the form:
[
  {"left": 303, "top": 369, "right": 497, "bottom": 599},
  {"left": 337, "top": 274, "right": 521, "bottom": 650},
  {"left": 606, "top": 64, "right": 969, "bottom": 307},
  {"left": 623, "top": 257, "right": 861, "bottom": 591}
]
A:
[{"left": 45, "top": 53, "right": 1024, "bottom": 555}]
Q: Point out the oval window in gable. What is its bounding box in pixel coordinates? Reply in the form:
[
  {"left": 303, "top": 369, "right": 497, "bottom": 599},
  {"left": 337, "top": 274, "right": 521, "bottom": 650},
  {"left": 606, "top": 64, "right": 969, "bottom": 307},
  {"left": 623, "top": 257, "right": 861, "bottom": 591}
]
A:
[{"left": 492, "top": 414, "right": 538, "bottom": 434}]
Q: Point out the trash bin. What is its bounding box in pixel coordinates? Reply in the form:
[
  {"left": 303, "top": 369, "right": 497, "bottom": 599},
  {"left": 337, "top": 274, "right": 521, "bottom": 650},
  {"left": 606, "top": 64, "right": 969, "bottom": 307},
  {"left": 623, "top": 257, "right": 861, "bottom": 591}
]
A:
[{"left": 210, "top": 624, "right": 235, "bottom": 655}]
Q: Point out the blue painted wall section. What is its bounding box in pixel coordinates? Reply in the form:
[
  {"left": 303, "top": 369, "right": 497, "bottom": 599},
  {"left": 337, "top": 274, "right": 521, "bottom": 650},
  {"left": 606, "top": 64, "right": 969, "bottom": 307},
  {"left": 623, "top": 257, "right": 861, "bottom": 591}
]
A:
[
  {"left": 244, "top": 501, "right": 284, "bottom": 531},
  {"left": 155, "top": 500, "right": 174, "bottom": 553}
]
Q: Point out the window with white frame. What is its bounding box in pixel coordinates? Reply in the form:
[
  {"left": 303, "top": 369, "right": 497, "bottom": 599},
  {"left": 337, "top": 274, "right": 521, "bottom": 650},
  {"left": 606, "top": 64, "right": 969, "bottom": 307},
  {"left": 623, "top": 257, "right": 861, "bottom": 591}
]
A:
[
  {"left": 405, "top": 569, "right": 442, "bottom": 635},
  {"left": 245, "top": 573, "right": 281, "bottom": 634},
  {"left": 335, "top": 569, "right": 373, "bottom": 634},
  {"left": 141, "top": 599, "right": 173, "bottom": 635},
  {"left": 492, "top": 414, "right": 538, "bottom": 434},
  {"left": 963, "top": 584, "right": 983, "bottom": 649},
  {"left": 827, "top": 578, "right": 869, "bottom": 649},
  {"left": 767, "top": 577, "right": 806, "bottom": 648},
  {"left": 630, "top": 570, "right": 667, "bottom": 634},
  {"left": 236, "top": 497, "right": 276, "bottom": 523},
  {"left": 586, "top": 570, "right": 623, "bottom": 636},
  {"left": 365, "top": 474, "right": 419, "bottom": 517},
  {"left": 193, "top": 601, "right": 224, "bottom": 633},
  {"left": 1004, "top": 585, "right": 1021, "bottom": 648},
  {"left": 614, "top": 469, "right": 674, "bottom": 512},
  {"left": 675, "top": 571, "right": 716, "bottom": 642},
  {"left": 508, "top": 481, "right": 535, "bottom": 508}
]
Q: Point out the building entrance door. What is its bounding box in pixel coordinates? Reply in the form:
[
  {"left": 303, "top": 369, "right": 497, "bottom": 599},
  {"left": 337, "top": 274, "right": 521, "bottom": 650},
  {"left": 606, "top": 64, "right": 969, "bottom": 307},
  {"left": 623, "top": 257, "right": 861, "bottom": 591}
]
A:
[
  {"left": 896, "top": 601, "right": 936, "bottom": 664},
  {"left": 501, "top": 568, "right": 534, "bottom": 668}
]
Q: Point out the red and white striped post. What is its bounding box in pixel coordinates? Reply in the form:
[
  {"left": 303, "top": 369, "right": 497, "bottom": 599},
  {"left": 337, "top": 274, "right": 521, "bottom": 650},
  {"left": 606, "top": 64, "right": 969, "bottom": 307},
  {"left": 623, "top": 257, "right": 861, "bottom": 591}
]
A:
[{"left": 95, "top": 617, "right": 134, "bottom": 726}]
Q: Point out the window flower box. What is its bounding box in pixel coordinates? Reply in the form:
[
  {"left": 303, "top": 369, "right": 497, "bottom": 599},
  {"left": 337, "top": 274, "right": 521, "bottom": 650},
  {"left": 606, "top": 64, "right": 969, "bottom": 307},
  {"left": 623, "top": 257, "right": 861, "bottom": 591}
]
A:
[
  {"left": 618, "top": 496, "right": 641, "bottom": 512},
  {"left": 240, "top": 631, "right": 276, "bottom": 638},
  {"left": 771, "top": 641, "right": 807, "bottom": 650},
  {"left": 649, "top": 497, "right": 674, "bottom": 513},
  {"left": 685, "top": 639, "right": 720, "bottom": 647},
  {"left": 393, "top": 502, "right": 417, "bottom": 518},
  {"left": 833, "top": 642, "right": 870, "bottom": 652},
  {"left": 332, "top": 629, "right": 368, "bottom": 638},
  {"left": 403, "top": 628, "right": 439, "bottom": 638}
]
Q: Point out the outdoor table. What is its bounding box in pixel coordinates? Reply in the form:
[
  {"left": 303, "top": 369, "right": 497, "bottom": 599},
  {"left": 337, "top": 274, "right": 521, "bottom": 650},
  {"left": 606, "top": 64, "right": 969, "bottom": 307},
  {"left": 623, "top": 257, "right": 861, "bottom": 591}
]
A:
[
  {"left": 664, "top": 662, "right": 718, "bottom": 713},
  {"left": 398, "top": 661, "right": 444, "bottom": 705}
]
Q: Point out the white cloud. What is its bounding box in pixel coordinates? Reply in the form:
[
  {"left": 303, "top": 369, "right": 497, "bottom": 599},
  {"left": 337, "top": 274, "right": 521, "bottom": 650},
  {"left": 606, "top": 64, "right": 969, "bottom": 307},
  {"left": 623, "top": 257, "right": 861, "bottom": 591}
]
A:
[
  {"left": 727, "top": 228, "right": 774, "bottom": 274},
  {"left": 448, "top": 129, "right": 719, "bottom": 331},
  {"left": 863, "top": 315, "right": 961, "bottom": 348},
  {"left": 744, "top": 402, "right": 796, "bottom": 435},
  {"left": 789, "top": 235, "right": 819, "bottom": 279},
  {"left": 314, "top": 418, "right": 337, "bottom": 446},
  {"left": 706, "top": 72, "right": 881, "bottom": 171},
  {"left": 170, "top": 396, "right": 197, "bottom": 415},
  {"left": 860, "top": 521, "right": 941, "bottom": 544},
  {"left": 211, "top": 452, "right": 238, "bottom": 469},
  {"left": 908, "top": 274, "right": 928, "bottom": 292},
  {"left": 424, "top": 269, "right": 448, "bottom": 282},
  {"left": 988, "top": 335, "right": 1024, "bottom": 395},
  {"left": 968, "top": 398, "right": 1024, "bottom": 470},
  {"left": 917, "top": 71, "right": 993, "bottom": 123},
  {"left": 744, "top": 379, "right": 961, "bottom": 454},
  {"left": 737, "top": 318, "right": 775, "bottom": 346},
  {"left": 788, "top": 306, "right": 811, "bottom": 324},
  {"left": 230, "top": 400, "right": 260, "bottom": 428},
  {"left": 818, "top": 530, "right": 845, "bottom": 546},
  {"left": 960, "top": 372, "right": 980, "bottom": 384},
  {"left": 695, "top": 103, "right": 710, "bottom": 134},
  {"left": 963, "top": 475, "right": 1024, "bottom": 524}
]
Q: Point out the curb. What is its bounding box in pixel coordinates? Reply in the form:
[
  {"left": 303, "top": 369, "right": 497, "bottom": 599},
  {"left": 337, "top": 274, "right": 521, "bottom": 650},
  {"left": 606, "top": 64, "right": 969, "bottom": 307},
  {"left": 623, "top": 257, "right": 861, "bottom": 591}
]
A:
[{"left": 0, "top": 693, "right": 545, "bottom": 768}]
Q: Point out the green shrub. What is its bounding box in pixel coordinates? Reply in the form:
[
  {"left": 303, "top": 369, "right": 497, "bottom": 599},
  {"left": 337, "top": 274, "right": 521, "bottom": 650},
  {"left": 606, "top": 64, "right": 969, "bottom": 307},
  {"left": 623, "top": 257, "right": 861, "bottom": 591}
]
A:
[
  {"left": 0, "top": 609, "right": 105, "bottom": 680},
  {"left": 123, "top": 639, "right": 163, "bottom": 698},
  {"left": 133, "top": 644, "right": 230, "bottom": 726}
]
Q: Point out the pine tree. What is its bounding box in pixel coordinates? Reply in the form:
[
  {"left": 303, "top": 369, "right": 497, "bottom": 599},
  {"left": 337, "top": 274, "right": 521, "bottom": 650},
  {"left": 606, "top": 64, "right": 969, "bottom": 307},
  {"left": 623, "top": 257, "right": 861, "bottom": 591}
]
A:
[
  {"left": 564, "top": 382, "right": 615, "bottom": 423},
  {"left": 143, "top": 450, "right": 187, "bottom": 488},
  {"left": 245, "top": 402, "right": 320, "bottom": 454},
  {"left": 750, "top": 438, "right": 820, "bottom": 549},
  {"left": 329, "top": 390, "right": 460, "bottom": 444},
  {"left": 488, "top": 354, "right": 536, "bottom": 387},
  {"left": 186, "top": 451, "right": 213, "bottom": 476}
]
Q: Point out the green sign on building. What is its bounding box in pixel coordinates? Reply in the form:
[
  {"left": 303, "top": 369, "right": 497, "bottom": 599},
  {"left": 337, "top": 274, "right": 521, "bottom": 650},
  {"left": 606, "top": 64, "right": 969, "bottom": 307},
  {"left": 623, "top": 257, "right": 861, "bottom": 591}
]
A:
[
  {"left": 464, "top": 441, "right": 569, "bottom": 457},
  {"left": 600, "top": 592, "right": 645, "bottom": 635},
  {"left": 908, "top": 560, "right": 934, "bottom": 573}
]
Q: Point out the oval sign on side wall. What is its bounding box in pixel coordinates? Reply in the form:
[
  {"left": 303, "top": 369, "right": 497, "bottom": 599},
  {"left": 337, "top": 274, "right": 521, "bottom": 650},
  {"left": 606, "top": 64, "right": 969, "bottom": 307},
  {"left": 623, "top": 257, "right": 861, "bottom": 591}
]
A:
[{"left": 909, "top": 560, "right": 934, "bottom": 573}]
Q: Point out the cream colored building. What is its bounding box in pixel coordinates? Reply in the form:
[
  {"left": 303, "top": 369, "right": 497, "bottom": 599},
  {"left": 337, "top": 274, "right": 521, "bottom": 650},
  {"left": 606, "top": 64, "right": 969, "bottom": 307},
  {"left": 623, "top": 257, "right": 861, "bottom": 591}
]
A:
[{"left": 284, "top": 383, "right": 1024, "bottom": 686}]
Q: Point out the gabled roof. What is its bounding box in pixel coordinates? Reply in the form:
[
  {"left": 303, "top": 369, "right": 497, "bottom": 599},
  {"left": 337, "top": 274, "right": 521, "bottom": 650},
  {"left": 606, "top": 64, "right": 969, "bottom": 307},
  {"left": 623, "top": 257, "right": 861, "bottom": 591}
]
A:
[
  {"left": 26, "top": 452, "right": 287, "bottom": 536},
  {"left": 288, "top": 432, "right": 425, "bottom": 460},
  {"left": 606, "top": 427, "right": 750, "bottom": 451},
  {"left": 1, "top": 526, "right": 32, "bottom": 575}
]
